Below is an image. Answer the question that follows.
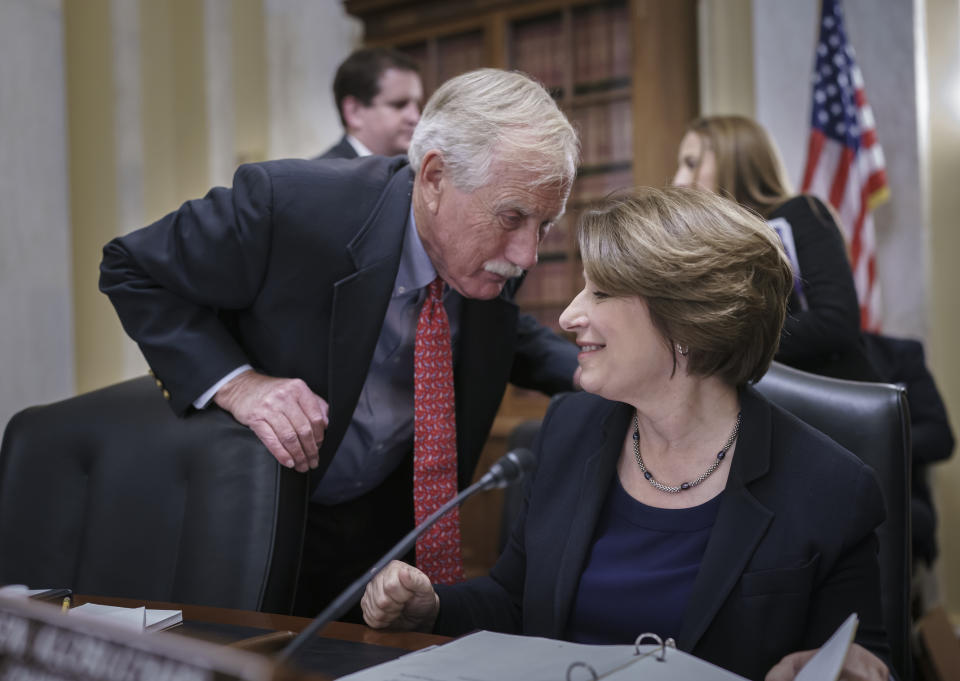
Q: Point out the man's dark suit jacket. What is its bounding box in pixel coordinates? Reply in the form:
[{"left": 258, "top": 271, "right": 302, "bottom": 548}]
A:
[
  {"left": 99, "top": 155, "right": 577, "bottom": 491},
  {"left": 435, "top": 387, "right": 890, "bottom": 680},
  {"left": 316, "top": 135, "right": 359, "bottom": 160}
]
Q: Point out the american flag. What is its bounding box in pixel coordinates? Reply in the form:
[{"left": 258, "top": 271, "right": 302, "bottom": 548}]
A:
[{"left": 801, "top": 0, "right": 889, "bottom": 331}]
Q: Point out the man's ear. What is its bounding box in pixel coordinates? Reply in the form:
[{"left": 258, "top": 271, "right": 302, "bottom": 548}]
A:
[
  {"left": 417, "top": 150, "right": 445, "bottom": 215},
  {"left": 341, "top": 95, "right": 365, "bottom": 132}
]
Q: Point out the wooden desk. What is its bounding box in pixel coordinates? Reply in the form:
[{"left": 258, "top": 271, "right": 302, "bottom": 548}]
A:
[{"left": 74, "top": 595, "right": 450, "bottom": 678}]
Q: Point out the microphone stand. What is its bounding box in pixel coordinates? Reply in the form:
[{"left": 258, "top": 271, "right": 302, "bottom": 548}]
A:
[{"left": 277, "top": 450, "right": 532, "bottom": 664}]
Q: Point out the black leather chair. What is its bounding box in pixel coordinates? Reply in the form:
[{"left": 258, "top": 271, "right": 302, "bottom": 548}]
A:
[
  {"left": 755, "top": 361, "right": 912, "bottom": 681},
  {"left": 0, "top": 376, "right": 309, "bottom": 613}
]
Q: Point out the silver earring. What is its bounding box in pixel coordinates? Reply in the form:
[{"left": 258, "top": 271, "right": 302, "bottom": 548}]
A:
[{"left": 677, "top": 343, "right": 689, "bottom": 357}]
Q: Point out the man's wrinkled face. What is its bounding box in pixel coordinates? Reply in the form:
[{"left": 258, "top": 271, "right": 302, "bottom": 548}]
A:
[{"left": 416, "top": 154, "right": 569, "bottom": 300}]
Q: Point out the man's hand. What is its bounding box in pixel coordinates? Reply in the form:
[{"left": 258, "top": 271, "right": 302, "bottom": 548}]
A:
[
  {"left": 213, "top": 370, "right": 329, "bottom": 473},
  {"left": 766, "top": 643, "right": 889, "bottom": 681},
  {"left": 361, "top": 560, "right": 440, "bottom": 632}
]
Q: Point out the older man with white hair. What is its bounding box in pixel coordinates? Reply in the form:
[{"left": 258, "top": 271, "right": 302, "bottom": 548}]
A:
[{"left": 100, "top": 68, "right": 580, "bottom": 619}]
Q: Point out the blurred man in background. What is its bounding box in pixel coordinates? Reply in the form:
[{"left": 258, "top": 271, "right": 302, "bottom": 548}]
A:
[{"left": 318, "top": 47, "right": 422, "bottom": 159}]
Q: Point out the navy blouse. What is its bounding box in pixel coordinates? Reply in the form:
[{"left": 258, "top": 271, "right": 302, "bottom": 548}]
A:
[{"left": 564, "top": 477, "right": 722, "bottom": 644}]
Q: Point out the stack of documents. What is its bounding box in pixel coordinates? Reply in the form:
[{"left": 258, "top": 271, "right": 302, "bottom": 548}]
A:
[{"left": 68, "top": 603, "right": 183, "bottom": 632}]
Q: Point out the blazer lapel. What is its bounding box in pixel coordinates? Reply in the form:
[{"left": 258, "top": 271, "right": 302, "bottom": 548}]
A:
[
  {"left": 551, "top": 402, "right": 631, "bottom": 635},
  {"left": 678, "top": 387, "right": 774, "bottom": 650},
  {"left": 325, "top": 168, "right": 413, "bottom": 450}
]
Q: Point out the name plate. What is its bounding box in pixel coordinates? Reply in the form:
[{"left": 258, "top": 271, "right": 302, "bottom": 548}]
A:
[{"left": 0, "top": 596, "right": 277, "bottom": 681}]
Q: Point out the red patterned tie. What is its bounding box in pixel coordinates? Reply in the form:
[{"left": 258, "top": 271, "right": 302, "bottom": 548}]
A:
[{"left": 413, "top": 277, "right": 464, "bottom": 584}]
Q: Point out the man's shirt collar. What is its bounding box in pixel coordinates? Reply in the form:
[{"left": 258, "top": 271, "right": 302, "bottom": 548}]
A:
[
  {"left": 395, "top": 205, "right": 439, "bottom": 297},
  {"left": 345, "top": 134, "right": 374, "bottom": 157}
]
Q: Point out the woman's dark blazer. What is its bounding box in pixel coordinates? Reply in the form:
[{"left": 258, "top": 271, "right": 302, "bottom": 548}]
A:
[
  {"left": 771, "top": 196, "right": 878, "bottom": 381},
  {"left": 435, "top": 386, "right": 890, "bottom": 680}
]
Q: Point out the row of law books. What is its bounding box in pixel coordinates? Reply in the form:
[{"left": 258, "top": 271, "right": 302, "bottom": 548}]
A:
[
  {"left": 509, "top": 1, "right": 631, "bottom": 96},
  {"left": 573, "top": 165, "right": 635, "bottom": 205},
  {"left": 436, "top": 31, "right": 485, "bottom": 84},
  {"left": 572, "top": 1, "right": 632, "bottom": 92},
  {"left": 570, "top": 98, "right": 633, "bottom": 168},
  {"left": 511, "top": 13, "right": 566, "bottom": 93},
  {"left": 515, "top": 259, "right": 575, "bottom": 309}
]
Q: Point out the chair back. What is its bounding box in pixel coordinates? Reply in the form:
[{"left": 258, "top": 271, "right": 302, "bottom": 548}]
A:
[
  {"left": 0, "top": 376, "right": 308, "bottom": 613},
  {"left": 755, "top": 361, "right": 912, "bottom": 680}
]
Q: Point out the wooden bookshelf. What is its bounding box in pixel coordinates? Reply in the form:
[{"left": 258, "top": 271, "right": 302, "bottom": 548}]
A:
[{"left": 346, "top": 0, "right": 698, "bottom": 576}]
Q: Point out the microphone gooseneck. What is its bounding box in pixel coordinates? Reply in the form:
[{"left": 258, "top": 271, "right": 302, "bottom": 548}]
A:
[
  {"left": 277, "top": 448, "right": 535, "bottom": 664},
  {"left": 478, "top": 447, "right": 535, "bottom": 489}
]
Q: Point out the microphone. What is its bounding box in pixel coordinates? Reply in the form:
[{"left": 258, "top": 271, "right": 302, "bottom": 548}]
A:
[
  {"left": 277, "top": 448, "right": 536, "bottom": 663},
  {"left": 477, "top": 447, "right": 535, "bottom": 489}
]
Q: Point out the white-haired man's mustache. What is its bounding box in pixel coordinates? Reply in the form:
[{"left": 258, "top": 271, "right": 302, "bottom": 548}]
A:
[{"left": 483, "top": 261, "right": 525, "bottom": 278}]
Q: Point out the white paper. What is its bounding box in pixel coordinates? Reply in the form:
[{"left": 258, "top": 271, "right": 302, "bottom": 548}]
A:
[
  {"left": 67, "top": 603, "right": 182, "bottom": 632},
  {"left": 338, "top": 630, "right": 749, "bottom": 681},
  {"left": 145, "top": 608, "right": 183, "bottom": 631},
  {"left": 795, "top": 613, "right": 859, "bottom": 681},
  {"left": 69, "top": 603, "right": 147, "bottom": 630}
]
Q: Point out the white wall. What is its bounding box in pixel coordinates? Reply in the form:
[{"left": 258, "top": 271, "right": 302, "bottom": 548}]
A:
[
  {"left": 264, "top": 0, "right": 362, "bottom": 159},
  {"left": 0, "top": 0, "right": 75, "bottom": 432},
  {"left": 0, "top": 0, "right": 361, "bottom": 433}
]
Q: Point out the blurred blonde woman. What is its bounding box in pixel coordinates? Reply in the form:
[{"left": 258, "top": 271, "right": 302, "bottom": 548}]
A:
[{"left": 673, "top": 115, "right": 877, "bottom": 381}]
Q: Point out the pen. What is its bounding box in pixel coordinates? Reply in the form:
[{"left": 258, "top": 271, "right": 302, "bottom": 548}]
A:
[
  {"left": 28, "top": 588, "right": 73, "bottom": 604},
  {"left": 61, "top": 596, "right": 71, "bottom": 613}
]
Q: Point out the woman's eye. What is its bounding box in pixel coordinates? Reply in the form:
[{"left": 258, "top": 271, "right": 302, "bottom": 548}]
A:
[{"left": 592, "top": 290, "right": 610, "bottom": 300}]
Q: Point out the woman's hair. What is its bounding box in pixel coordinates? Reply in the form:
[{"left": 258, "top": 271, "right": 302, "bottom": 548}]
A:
[
  {"left": 578, "top": 186, "right": 794, "bottom": 386},
  {"left": 408, "top": 68, "right": 579, "bottom": 193},
  {"left": 685, "top": 115, "right": 793, "bottom": 218}
]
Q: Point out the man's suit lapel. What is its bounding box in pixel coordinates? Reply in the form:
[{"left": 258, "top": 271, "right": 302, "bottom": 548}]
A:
[
  {"left": 677, "top": 388, "right": 774, "bottom": 651},
  {"left": 326, "top": 168, "right": 413, "bottom": 448},
  {"left": 550, "top": 401, "right": 630, "bottom": 635}
]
